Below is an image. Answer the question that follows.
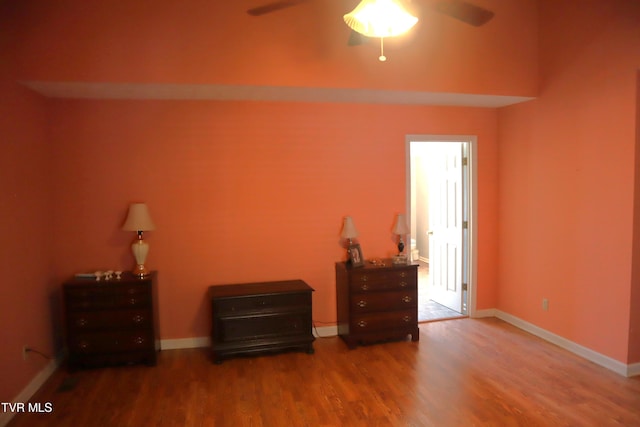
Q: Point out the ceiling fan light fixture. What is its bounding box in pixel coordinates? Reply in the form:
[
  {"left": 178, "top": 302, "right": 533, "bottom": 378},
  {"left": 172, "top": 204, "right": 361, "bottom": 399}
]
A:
[{"left": 343, "top": 0, "right": 418, "bottom": 38}]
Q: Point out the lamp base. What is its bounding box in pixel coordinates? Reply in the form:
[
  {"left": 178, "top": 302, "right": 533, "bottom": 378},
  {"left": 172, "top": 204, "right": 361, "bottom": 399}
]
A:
[{"left": 132, "top": 264, "right": 150, "bottom": 278}]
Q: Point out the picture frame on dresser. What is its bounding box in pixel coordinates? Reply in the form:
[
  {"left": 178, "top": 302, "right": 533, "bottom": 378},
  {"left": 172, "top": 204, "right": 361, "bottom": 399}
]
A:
[{"left": 348, "top": 244, "right": 364, "bottom": 267}]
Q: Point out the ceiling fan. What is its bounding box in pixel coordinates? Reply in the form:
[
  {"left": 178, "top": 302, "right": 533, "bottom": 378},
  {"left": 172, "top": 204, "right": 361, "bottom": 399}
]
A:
[{"left": 247, "top": 0, "right": 494, "bottom": 28}]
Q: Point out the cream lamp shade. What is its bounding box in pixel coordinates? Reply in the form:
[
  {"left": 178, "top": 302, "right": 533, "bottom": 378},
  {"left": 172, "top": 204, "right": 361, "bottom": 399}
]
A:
[
  {"left": 392, "top": 213, "right": 410, "bottom": 235},
  {"left": 344, "top": 0, "right": 418, "bottom": 38},
  {"left": 122, "top": 203, "right": 156, "bottom": 232},
  {"left": 122, "top": 203, "right": 156, "bottom": 277},
  {"left": 341, "top": 216, "right": 359, "bottom": 241}
]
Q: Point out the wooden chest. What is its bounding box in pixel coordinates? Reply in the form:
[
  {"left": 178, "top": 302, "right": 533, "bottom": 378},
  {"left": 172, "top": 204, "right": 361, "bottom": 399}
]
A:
[
  {"left": 63, "top": 271, "right": 160, "bottom": 369},
  {"left": 336, "top": 260, "right": 419, "bottom": 348},
  {"left": 208, "top": 280, "right": 315, "bottom": 363}
]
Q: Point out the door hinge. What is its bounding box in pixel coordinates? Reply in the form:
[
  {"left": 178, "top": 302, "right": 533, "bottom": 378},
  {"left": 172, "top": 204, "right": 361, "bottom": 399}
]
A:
[
  {"left": 463, "top": 220, "right": 468, "bottom": 229},
  {"left": 462, "top": 283, "right": 468, "bottom": 291},
  {"left": 462, "top": 157, "right": 468, "bottom": 166}
]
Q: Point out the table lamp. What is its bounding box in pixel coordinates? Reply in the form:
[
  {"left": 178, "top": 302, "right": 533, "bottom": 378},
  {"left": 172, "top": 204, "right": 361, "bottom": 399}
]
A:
[{"left": 122, "top": 203, "right": 156, "bottom": 277}]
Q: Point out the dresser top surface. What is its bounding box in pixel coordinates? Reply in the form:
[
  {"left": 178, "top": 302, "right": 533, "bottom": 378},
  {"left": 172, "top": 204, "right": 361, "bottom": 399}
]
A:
[
  {"left": 336, "top": 259, "right": 418, "bottom": 272},
  {"left": 208, "top": 279, "right": 313, "bottom": 298},
  {"left": 64, "top": 271, "right": 156, "bottom": 287}
]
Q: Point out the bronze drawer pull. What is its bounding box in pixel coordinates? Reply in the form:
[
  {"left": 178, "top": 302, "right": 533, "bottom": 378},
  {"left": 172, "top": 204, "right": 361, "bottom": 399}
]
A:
[
  {"left": 134, "top": 337, "right": 145, "bottom": 345},
  {"left": 360, "top": 284, "right": 369, "bottom": 291},
  {"left": 402, "top": 296, "right": 412, "bottom": 303},
  {"left": 357, "top": 320, "right": 368, "bottom": 328},
  {"left": 399, "top": 281, "right": 408, "bottom": 288},
  {"left": 357, "top": 300, "right": 367, "bottom": 308},
  {"left": 360, "top": 275, "right": 368, "bottom": 282},
  {"left": 399, "top": 272, "right": 407, "bottom": 278},
  {"left": 76, "top": 318, "right": 88, "bottom": 327},
  {"left": 403, "top": 315, "right": 411, "bottom": 322},
  {"left": 129, "top": 298, "right": 137, "bottom": 305},
  {"left": 132, "top": 314, "right": 144, "bottom": 323}
]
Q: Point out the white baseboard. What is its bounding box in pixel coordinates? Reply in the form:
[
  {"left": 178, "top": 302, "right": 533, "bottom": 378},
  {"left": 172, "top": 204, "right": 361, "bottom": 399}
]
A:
[
  {"left": 314, "top": 325, "right": 338, "bottom": 337},
  {"left": 494, "top": 310, "right": 634, "bottom": 377},
  {"left": 626, "top": 362, "right": 640, "bottom": 377},
  {"left": 160, "top": 336, "right": 210, "bottom": 350},
  {"left": 0, "top": 357, "right": 61, "bottom": 427},
  {"left": 471, "top": 308, "right": 497, "bottom": 318}
]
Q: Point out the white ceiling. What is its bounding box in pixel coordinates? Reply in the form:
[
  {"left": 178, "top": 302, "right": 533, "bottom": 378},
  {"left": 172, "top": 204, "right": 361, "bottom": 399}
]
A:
[{"left": 21, "top": 81, "right": 534, "bottom": 108}]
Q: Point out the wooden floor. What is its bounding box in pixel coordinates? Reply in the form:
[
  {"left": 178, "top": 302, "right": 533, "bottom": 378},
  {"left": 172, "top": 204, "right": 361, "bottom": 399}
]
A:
[{"left": 8, "top": 318, "right": 640, "bottom": 427}]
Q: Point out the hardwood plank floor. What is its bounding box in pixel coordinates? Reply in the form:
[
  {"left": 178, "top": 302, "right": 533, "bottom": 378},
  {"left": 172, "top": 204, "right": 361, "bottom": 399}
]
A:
[{"left": 8, "top": 318, "right": 640, "bottom": 427}]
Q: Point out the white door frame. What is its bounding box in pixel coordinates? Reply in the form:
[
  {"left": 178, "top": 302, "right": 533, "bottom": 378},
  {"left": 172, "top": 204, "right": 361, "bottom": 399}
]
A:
[{"left": 405, "top": 135, "right": 478, "bottom": 317}]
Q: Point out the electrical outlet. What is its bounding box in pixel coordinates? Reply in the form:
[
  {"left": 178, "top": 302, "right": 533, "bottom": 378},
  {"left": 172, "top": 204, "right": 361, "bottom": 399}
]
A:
[
  {"left": 22, "top": 345, "right": 30, "bottom": 360},
  {"left": 542, "top": 298, "right": 549, "bottom": 311}
]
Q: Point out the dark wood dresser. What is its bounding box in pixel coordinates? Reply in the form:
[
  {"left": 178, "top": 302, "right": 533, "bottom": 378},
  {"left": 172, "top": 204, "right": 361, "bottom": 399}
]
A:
[
  {"left": 208, "top": 280, "right": 315, "bottom": 363},
  {"left": 63, "top": 271, "right": 160, "bottom": 370},
  {"left": 336, "top": 260, "right": 419, "bottom": 348}
]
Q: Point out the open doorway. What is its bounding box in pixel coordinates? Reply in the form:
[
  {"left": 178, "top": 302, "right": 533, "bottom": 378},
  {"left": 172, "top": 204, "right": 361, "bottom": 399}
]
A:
[{"left": 406, "top": 136, "right": 477, "bottom": 322}]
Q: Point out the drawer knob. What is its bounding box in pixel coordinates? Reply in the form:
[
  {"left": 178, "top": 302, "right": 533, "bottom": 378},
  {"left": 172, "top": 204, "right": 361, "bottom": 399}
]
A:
[
  {"left": 399, "top": 281, "right": 408, "bottom": 288},
  {"left": 79, "top": 341, "right": 89, "bottom": 350},
  {"left": 400, "top": 272, "right": 407, "bottom": 278},
  {"left": 357, "top": 320, "right": 368, "bottom": 328},
  {"left": 403, "top": 315, "right": 411, "bottom": 322},
  {"left": 360, "top": 275, "right": 368, "bottom": 282},
  {"left": 132, "top": 314, "right": 144, "bottom": 323},
  {"left": 360, "top": 284, "right": 369, "bottom": 291},
  {"left": 402, "top": 296, "right": 412, "bottom": 303},
  {"left": 134, "top": 337, "right": 145, "bottom": 345},
  {"left": 76, "top": 318, "right": 88, "bottom": 327},
  {"left": 129, "top": 298, "right": 137, "bottom": 305},
  {"left": 357, "top": 300, "right": 367, "bottom": 308}
]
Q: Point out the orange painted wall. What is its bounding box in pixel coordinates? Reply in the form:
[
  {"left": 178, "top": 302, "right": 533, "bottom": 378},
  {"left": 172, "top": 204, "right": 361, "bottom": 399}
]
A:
[
  {"left": 0, "top": 62, "right": 54, "bottom": 406},
  {"left": 47, "top": 100, "right": 499, "bottom": 340},
  {"left": 12, "top": 0, "right": 538, "bottom": 97},
  {"left": 631, "top": 71, "right": 640, "bottom": 364},
  {"left": 497, "top": 0, "right": 640, "bottom": 363}
]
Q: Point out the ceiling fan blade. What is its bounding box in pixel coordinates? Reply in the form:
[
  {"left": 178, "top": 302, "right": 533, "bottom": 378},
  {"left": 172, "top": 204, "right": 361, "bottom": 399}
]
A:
[
  {"left": 436, "top": 1, "right": 494, "bottom": 26},
  {"left": 247, "top": 0, "right": 306, "bottom": 16}
]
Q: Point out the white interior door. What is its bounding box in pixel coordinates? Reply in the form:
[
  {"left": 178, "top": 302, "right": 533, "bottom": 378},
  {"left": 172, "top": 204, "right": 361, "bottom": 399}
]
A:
[{"left": 427, "top": 143, "right": 464, "bottom": 312}]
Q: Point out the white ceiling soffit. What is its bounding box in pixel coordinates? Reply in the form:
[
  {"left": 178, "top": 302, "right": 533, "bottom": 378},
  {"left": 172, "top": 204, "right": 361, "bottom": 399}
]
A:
[{"left": 21, "top": 81, "right": 534, "bottom": 108}]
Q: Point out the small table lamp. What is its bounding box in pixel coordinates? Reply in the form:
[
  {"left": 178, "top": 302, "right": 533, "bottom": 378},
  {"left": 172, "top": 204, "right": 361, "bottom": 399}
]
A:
[
  {"left": 341, "top": 216, "right": 359, "bottom": 259},
  {"left": 392, "top": 213, "right": 410, "bottom": 264},
  {"left": 341, "top": 216, "right": 359, "bottom": 245},
  {"left": 122, "top": 203, "right": 156, "bottom": 277}
]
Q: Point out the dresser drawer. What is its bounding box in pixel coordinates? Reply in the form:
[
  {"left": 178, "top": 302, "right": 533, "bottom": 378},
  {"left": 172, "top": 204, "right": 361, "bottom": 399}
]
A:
[
  {"left": 349, "top": 270, "right": 416, "bottom": 292},
  {"left": 350, "top": 309, "right": 416, "bottom": 333},
  {"left": 350, "top": 290, "right": 417, "bottom": 313},
  {"left": 214, "top": 292, "right": 311, "bottom": 316},
  {"left": 216, "top": 311, "right": 312, "bottom": 342},
  {"left": 65, "top": 284, "right": 151, "bottom": 310},
  {"left": 67, "top": 309, "right": 152, "bottom": 331},
  {"left": 65, "top": 287, "right": 113, "bottom": 310},
  {"left": 68, "top": 330, "right": 154, "bottom": 355}
]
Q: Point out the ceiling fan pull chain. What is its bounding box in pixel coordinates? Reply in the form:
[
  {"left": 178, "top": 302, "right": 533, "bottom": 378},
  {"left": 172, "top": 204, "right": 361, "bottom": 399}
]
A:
[{"left": 379, "top": 37, "right": 386, "bottom": 62}]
